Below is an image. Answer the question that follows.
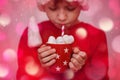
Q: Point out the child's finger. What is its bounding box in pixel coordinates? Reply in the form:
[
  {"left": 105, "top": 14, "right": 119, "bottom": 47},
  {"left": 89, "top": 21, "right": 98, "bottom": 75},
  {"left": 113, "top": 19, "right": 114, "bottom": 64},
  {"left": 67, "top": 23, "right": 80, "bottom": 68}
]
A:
[
  {"left": 69, "top": 62, "right": 80, "bottom": 72},
  {"left": 71, "top": 58, "right": 81, "bottom": 69},
  {"left": 41, "top": 54, "right": 57, "bottom": 63},
  {"left": 40, "top": 44, "right": 46, "bottom": 47},
  {"left": 38, "top": 48, "right": 56, "bottom": 58},
  {"left": 72, "top": 54, "right": 85, "bottom": 65},
  {"left": 37, "top": 46, "right": 51, "bottom": 53},
  {"left": 42, "top": 59, "right": 56, "bottom": 67},
  {"left": 72, "top": 47, "right": 87, "bottom": 60},
  {"left": 78, "top": 51, "right": 87, "bottom": 60},
  {"left": 72, "top": 47, "right": 80, "bottom": 53}
]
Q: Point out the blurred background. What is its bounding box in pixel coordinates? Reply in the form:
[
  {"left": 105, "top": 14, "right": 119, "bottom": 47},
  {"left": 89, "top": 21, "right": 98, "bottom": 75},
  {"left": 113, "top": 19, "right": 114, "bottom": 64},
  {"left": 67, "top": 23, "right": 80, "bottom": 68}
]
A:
[{"left": 0, "top": 0, "right": 120, "bottom": 80}]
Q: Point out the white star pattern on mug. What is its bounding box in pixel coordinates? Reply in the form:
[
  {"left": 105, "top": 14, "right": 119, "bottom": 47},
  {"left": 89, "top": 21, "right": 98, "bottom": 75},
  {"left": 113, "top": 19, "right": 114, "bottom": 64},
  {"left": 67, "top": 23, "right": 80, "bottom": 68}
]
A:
[
  {"left": 53, "top": 47, "right": 71, "bottom": 72},
  {"left": 63, "top": 60, "right": 68, "bottom": 66},
  {"left": 64, "top": 48, "right": 69, "bottom": 53},
  {"left": 56, "top": 66, "right": 61, "bottom": 71},
  {"left": 56, "top": 54, "right": 60, "bottom": 59}
]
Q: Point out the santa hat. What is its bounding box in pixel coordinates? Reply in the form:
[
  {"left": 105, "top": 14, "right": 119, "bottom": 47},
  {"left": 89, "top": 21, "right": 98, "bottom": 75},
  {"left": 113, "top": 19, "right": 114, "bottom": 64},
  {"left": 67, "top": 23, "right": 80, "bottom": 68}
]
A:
[
  {"left": 28, "top": 16, "right": 42, "bottom": 47},
  {"left": 37, "top": 0, "right": 89, "bottom": 11}
]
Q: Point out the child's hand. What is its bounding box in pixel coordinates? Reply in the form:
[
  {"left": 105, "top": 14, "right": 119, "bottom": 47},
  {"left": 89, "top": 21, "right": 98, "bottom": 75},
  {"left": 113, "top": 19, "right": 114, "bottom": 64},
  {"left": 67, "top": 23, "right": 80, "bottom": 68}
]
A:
[
  {"left": 69, "top": 47, "right": 87, "bottom": 72},
  {"left": 38, "top": 45, "right": 57, "bottom": 67}
]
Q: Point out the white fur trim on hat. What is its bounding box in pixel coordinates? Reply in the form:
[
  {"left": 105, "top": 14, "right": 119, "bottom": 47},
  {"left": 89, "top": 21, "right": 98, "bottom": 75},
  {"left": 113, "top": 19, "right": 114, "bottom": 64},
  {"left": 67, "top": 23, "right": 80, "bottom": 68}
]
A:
[
  {"left": 37, "top": 0, "right": 89, "bottom": 11},
  {"left": 28, "top": 16, "right": 42, "bottom": 47}
]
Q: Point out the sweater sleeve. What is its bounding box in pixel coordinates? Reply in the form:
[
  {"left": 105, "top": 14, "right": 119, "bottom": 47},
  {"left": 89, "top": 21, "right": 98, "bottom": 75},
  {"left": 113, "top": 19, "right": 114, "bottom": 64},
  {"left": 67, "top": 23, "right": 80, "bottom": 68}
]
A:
[
  {"left": 16, "top": 28, "right": 43, "bottom": 80},
  {"left": 85, "top": 30, "right": 109, "bottom": 80}
]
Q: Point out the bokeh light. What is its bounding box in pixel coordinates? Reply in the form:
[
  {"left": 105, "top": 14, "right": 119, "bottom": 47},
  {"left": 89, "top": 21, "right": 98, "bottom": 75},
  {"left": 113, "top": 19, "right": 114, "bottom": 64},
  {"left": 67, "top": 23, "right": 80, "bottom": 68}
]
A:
[
  {"left": 112, "top": 35, "right": 120, "bottom": 53},
  {"left": 99, "top": 17, "right": 114, "bottom": 32},
  {"left": 0, "top": 13, "right": 11, "bottom": 27},
  {"left": 3, "top": 48, "right": 17, "bottom": 62},
  {"left": 64, "top": 69, "right": 74, "bottom": 80},
  {"left": 25, "top": 57, "right": 42, "bottom": 76},
  {"left": 76, "top": 27, "right": 87, "bottom": 39},
  {"left": 0, "top": 65, "right": 9, "bottom": 78}
]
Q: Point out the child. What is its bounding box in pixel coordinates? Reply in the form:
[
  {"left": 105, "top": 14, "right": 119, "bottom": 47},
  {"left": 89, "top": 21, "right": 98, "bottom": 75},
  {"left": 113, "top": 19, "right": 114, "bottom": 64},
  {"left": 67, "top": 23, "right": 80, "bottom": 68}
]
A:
[{"left": 17, "top": 0, "right": 109, "bottom": 80}]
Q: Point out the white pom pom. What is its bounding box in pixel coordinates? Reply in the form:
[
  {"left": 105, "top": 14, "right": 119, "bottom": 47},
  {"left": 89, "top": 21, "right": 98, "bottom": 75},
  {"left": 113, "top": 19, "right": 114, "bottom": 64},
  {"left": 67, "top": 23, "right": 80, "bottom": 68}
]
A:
[{"left": 28, "top": 16, "right": 42, "bottom": 47}]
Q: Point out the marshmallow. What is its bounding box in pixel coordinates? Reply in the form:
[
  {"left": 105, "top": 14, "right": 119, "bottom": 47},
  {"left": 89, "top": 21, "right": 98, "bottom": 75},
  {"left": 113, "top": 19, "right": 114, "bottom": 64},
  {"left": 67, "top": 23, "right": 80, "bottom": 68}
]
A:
[
  {"left": 63, "top": 35, "right": 74, "bottom": 44},
  {"left": 63, "top": 35, "right": 69, "bottom": 44},
  {"left": 69, "top": 35, "right": 74, "bottom": 44},
  {"left": 56, "top": 36, "right": 65, "bottom": 44},
  {"left": 47, "top": 36, "right": 56, "bottom": 44},
  {"left": 47, "top": 35, "right": 74, "bottom": 44}
]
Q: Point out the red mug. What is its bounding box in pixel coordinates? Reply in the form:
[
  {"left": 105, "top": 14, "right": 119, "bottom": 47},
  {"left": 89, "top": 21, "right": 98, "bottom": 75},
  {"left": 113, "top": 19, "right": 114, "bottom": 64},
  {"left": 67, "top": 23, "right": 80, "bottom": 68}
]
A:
[{"left": 47, "top": 43, "right": 73, "bottom": 73}]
